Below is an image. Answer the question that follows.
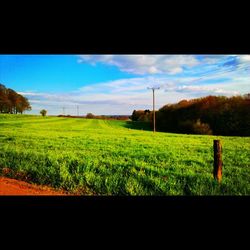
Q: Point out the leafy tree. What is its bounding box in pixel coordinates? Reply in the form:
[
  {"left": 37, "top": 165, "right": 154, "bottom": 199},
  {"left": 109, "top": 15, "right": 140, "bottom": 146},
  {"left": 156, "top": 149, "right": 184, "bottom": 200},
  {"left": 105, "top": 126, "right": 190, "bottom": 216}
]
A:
[
  {"left": 0, "top": 83, "right": 31, "bottom": 114},
  {"left": 131, "top": 110, "right": 150, "bottom": 121},
  {"left": 86, "top": 113, "right": 95, "bottom": 119},
  {"left": 40, "top": 109, "right": 47, "bottom": 117}
]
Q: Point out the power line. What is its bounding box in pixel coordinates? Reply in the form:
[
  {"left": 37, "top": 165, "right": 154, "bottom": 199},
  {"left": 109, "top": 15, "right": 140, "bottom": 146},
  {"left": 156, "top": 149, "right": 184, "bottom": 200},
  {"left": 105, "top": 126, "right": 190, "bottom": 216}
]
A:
[{"left": 147, "top": 87, "right": 160, "bottom": 133}]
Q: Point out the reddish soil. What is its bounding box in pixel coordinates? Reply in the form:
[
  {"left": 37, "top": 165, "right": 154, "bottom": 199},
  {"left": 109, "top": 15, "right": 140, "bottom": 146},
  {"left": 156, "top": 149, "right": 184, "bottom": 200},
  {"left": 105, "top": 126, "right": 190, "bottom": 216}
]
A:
[{"left": 0, "top": 177, "right": 67, "bottom": 195}]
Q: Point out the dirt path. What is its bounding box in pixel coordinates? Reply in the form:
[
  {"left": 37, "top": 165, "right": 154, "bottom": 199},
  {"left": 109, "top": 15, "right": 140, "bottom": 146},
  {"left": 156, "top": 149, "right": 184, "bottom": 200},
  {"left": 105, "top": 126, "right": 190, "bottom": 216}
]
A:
[{"left": 0, "top": 177, "right": 67, "bottom": 195}]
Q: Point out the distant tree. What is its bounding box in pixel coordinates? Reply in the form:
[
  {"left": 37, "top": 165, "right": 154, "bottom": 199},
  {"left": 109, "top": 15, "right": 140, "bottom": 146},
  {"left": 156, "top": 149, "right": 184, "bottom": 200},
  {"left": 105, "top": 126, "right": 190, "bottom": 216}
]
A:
[
  {"left": 131, "top": 110, "right": 146, "bottom": 121},
  {"left": 86, "top": 113, "right": 95, "bottom": 119},
  {"left": 40, "top": 109, "right": 47, "bottom": 117},
  {"left": 16, "top": 95, "right": 31, "bottom": 114},
  {"left": 130, "top": 109, "right": 151, "bottom": 123},
  {"left": 0, "top": 84, "right": 10, "bottom": 113},
  {"left": 244, "top": 93, "right": 250, "bottom": 99},
  {"left": 0, "top": 83, "right": 31, "bottom": 114}
]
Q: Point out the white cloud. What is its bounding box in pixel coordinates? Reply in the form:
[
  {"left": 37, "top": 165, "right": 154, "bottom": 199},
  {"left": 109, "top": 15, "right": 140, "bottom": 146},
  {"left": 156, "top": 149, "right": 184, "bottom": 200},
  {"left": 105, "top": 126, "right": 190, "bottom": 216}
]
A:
[
  {"left": 18, "top": 92, "right": 44, "bottom": 96},
  {"left": 174, "top": 85, "right": 240, "bottom": 96},
  {"left": 200, "top": 55, "right": 235, "bottom": 64},
  {"left": 238, "top": 55, "right": 250, "bottom": 62},
  {"left": 78, "top": 55, "right": 200, "bottom": 75}
]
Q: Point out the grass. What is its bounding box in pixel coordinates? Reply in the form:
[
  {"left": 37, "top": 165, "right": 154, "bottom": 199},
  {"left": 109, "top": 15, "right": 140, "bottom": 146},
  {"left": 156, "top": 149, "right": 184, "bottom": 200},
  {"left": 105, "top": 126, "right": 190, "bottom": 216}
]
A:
[{"left": 0, "top": 114, "right": 249, "bottom": 195}]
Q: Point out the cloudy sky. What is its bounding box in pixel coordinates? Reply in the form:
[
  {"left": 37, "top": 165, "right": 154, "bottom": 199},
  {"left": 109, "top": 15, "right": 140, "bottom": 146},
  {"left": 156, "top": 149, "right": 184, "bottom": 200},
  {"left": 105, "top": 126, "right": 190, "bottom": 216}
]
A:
[{"left": 0, "top": 55, "right": 249, "bottom": 115}]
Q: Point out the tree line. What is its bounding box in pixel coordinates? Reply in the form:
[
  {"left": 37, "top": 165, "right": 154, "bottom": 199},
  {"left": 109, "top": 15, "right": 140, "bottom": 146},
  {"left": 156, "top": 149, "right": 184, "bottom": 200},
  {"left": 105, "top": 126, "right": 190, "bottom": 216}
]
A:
[
  {"left": 58, "top": 113, "right": 130, "bottom": 120},
  {"left": 0, "top": 84, "right": 31, "bottom": 114},
  {"left": 85, "top": 113, "right": 130, "bottom": 120},
  {"left": 131, "top": 94, "right": 250, "bottom": 136}
]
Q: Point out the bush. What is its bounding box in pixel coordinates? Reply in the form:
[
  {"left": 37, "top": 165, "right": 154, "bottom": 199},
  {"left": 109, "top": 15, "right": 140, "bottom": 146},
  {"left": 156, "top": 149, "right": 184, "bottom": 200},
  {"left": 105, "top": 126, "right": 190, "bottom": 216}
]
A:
[
  {"left": 178, "top": 119, "right": 212, "bottom": 135},
  {"left": 192, "top": 119, "right": 213, "bottom": 135}
]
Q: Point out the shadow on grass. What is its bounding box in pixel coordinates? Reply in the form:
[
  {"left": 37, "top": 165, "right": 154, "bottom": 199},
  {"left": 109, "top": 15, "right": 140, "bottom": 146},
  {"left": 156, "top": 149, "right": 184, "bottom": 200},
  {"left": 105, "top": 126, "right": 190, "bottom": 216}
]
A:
[{"left": 123, "top": 121, "right": 152, "bottom": 131}]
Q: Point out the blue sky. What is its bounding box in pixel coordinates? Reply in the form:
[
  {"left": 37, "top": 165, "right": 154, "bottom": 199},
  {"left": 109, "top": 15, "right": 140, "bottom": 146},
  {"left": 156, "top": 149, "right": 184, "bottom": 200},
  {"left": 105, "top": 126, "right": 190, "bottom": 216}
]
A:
[
  {"left": 0, "top": 55, "right": 249, "bottom": 115},
  {"left": 0, "top": 55, "right": 133, "bottom": 92}
]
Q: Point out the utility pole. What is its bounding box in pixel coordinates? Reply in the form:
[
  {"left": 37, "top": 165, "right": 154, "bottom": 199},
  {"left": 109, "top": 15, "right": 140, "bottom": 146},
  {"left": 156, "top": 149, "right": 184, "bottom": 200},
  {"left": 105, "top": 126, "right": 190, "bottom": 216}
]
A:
[
  {"left": 148, "top": 87, "right": 160, "bottom": 132},
  {"left": 62, "top": 107, "right": 65, "bottom": 115},
  {"left": 77, "top": 105, "right": 79, "bottom": 116}
]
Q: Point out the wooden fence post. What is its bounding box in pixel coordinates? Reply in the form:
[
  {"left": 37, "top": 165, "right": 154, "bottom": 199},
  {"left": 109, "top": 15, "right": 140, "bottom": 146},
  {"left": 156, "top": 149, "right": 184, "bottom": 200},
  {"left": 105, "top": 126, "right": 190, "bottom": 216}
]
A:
[{"left": 213, "top": 140, "right": 222, "bottom": 182}]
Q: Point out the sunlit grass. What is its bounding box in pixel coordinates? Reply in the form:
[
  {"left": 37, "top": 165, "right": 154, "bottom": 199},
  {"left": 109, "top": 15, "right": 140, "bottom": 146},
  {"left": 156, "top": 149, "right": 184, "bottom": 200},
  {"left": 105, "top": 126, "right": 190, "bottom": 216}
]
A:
[{"left": 0, "top": 114, "right": 249, "bottom": 195}]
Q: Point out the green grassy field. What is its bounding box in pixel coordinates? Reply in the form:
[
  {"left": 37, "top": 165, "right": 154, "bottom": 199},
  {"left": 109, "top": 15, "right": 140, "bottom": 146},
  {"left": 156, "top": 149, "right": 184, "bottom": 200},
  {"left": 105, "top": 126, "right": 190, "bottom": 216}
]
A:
[{"left": 0, "top": 114, "right": 249, "bottom": 195}]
